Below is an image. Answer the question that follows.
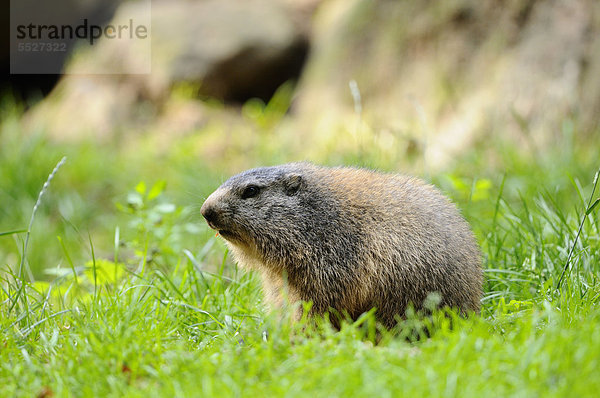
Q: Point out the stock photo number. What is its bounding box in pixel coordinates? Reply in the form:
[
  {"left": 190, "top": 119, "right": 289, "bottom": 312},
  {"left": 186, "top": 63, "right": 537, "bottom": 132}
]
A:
[{"left": 17, "top": 42, "right": 68, "bottom": 52}]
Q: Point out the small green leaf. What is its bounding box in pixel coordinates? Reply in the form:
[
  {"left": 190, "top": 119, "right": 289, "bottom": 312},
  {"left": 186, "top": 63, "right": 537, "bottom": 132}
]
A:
[
  {"left": 472, "top": 178, "right": 492, "bottom": 202},
  {"left": 148, "top": 180, "right": 167, "bottom": 200},
  {"left": 475, "top": 179, "right": 492, "bottom": 190},
  {"left": 135, "top": 181, "right": 147, "bottom": 195},
  {"left": 447, "top": 175, "right": 468, "bottom": 192}
]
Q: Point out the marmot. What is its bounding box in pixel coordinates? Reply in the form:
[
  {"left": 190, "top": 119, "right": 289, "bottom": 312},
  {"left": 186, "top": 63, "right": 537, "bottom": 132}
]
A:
[{"left": 201, "top": 163, "right": 483, "bottom": 328}]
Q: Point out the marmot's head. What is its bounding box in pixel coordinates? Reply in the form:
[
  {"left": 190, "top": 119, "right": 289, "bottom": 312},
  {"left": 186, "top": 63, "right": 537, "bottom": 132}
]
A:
[{"left": 200, "top": 164, "right": 309, "bottom": 248}]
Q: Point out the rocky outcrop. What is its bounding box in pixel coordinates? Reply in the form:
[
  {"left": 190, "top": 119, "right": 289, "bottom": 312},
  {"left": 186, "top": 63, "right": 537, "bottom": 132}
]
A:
[
  {"left": 24, "top": 0, "right": 311, "bottom": 139},
  {"left": 293, "top": 0, "right": 600, "bottom": 168},
  {"left": 22, "top": 0, "right": 600, "bottom": 169}
]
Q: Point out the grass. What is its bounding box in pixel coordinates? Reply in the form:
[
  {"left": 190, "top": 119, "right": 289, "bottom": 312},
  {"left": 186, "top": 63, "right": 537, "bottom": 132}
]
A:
[{"left": 1, "top": 96, "right": 600, "bottom": 397}]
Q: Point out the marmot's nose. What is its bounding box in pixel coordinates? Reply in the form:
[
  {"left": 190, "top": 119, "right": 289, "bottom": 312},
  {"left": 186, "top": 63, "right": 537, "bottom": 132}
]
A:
[
  {"left": 201, "top": 201, "right": 221, "bottom": 229},
  {"left": 201, "top": 205, "right": 216, "bottom": 223}
]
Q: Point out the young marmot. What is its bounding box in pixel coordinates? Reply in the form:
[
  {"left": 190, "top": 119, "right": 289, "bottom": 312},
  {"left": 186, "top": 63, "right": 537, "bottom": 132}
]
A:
[{"left": 201, "top": 163, "right": 483, "bottom": 328}]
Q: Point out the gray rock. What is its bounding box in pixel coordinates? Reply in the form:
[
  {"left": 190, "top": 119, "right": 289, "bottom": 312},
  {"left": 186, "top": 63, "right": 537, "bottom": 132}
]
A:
[
  {"left": 24, "top": 0, "right": 311, "bottom": 139},
  {"left": 160, "top": 0, "right": 308, "bottom": 101},
  {"left": 293, "top": 0, "right": 600, "bottom": 169},
  {"left": 61, "top": 0, "right": 309, "bottom": 102}
]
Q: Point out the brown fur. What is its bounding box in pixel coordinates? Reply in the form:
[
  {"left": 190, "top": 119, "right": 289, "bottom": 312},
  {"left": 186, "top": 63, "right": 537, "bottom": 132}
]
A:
[{"left": 201, "top": 163, "right": 483, "bottom": 328}]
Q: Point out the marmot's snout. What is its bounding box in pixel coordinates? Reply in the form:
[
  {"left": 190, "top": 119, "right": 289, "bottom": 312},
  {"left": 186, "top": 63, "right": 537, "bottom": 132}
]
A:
[
  {"left": 201, "top": 192, "right": 226, "bottom": 231},
  {"left": 201, "top": 204, "right": 219, "bottom": 230},
  {"left": 201, "top": 191, "right": 241, "bottom": 241}
]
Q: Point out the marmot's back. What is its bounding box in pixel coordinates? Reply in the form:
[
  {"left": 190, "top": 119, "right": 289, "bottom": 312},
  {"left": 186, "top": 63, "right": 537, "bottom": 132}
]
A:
[{"left": 201, "top": 163, "right": 483, "bottom": 328}]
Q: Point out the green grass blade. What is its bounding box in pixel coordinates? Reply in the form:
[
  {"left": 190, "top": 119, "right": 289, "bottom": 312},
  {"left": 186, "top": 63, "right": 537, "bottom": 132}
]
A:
[
  {"left": 586, "top": 198, "right": 599, "bottom": 216},
  {"left": 88, "top": 232, "right": 98, "bottom": 301},
  {"left": 0, "top": 229, "right": 27, "bottom": 238}
]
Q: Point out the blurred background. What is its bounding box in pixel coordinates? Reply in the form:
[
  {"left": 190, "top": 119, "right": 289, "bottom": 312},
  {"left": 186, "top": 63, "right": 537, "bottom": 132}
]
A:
[{"left": 1, "top": 0, "right": 599, "bottom": 280}]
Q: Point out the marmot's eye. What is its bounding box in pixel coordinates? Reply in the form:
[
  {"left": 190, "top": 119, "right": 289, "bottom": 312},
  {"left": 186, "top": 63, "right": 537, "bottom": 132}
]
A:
[{"left": 241, "top": 185, "right": 260, "bottom": 199}]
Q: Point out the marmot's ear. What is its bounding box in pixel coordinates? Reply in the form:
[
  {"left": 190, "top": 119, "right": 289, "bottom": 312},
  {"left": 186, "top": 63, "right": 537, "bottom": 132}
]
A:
[{"left": 284, "top": 173, "right": 302, "bottom": 196}]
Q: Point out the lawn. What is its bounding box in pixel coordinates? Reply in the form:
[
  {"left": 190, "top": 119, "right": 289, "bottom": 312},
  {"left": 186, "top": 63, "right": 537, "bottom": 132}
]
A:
[{"left": 1, "top": 97, "right": 599, "bottom": 397}]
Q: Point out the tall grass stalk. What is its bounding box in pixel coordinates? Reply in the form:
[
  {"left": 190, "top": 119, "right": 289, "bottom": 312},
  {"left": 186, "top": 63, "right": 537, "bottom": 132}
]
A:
[
  {"left": 17, "top": 156, "right": 67, "bottom": 281},
  {"left": 556, "top": 167, "right": 600, "bottom": 290},
  {"left": 10, "top": 156, "right": 66, "bottom": 317}
]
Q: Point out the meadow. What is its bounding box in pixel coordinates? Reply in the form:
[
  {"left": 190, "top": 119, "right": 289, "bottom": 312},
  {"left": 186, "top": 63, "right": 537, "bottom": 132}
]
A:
[{"left": 1, "top": 94, "right": 599, "bottom": 397}]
